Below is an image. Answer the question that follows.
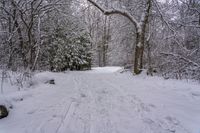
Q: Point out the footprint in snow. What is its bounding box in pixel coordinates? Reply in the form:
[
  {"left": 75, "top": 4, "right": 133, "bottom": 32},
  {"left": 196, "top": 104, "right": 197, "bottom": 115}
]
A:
[
  {"left": 148, "top": 104, "right": 157, "bottom": 109},
  {"left": 191, "top": 92, "right": 200, "bottom": 97},
  {"left": 80, "top": 93, "right": 87, "bottom": 98}
]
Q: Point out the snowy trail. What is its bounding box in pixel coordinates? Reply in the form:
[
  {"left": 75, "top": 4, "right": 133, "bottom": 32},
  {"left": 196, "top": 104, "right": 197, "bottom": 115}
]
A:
[{"left": 0, "top": 67, "right": 200, "bottom": 133}]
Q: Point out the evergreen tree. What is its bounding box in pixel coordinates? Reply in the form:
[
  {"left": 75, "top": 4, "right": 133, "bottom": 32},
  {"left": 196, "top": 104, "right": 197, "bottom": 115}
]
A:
[{"left": 48, "top": 28, "right": 91, "bottom": 71}]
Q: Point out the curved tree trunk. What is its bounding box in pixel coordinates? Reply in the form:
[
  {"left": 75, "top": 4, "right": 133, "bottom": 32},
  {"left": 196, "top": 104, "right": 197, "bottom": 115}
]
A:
[
  {"left": 133, "top": 0, "right": 152, "bottom": 74},
  {"left": 87, "top": 0, "right": 152, "bottom": 75}
]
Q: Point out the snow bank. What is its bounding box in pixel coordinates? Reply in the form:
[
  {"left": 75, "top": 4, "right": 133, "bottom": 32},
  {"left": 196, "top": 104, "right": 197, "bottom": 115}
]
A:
[
  {"left": 90, "top": 66, "right": 123, "bottom": 73},
  {"left": 30, "top": 71, "right": 55, "bottom": 86}
]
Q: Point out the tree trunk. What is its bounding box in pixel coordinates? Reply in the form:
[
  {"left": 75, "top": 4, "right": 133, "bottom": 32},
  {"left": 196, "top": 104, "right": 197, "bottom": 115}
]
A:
[
  {"left": 134, "top": 32, "right": 145, "bottom": 74},
  {"left": 102, "top": 16, "right": 109, "bottom": 67},
  {"left": 7, "top": 16, "right": 13, "bottom": 69},
  {"left": 147, "top": 36, "right": 153, "bottom": 76},
  {"left": 133, "top": 0, "right": 152, "bottom": 74},
  {"left": 11, "top": 1, "right": 28, "bottom": 68}
]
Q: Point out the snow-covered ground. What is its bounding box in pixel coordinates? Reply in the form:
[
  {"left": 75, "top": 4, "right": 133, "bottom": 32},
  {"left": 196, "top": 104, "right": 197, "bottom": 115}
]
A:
[{"left": 0, "top": 67, "right": 200, "bottom": 133}]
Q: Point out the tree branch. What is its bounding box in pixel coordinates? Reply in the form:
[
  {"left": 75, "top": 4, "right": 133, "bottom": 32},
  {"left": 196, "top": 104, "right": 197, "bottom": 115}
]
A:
[
  {"left": 160, "top": 52, "right": 200, "bottom": 67},
  {"left": 87, "top": 0, "right": 139, "bottom": 29}
]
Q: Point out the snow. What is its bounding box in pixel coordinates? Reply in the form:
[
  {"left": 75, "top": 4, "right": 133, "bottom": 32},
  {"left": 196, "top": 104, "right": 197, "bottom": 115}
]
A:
[
  {"left": 91, "top": 66, "right": 123, "bottom": 73},
  {"left": 0, "top": 67, "right": 200, "bottom": 133}
]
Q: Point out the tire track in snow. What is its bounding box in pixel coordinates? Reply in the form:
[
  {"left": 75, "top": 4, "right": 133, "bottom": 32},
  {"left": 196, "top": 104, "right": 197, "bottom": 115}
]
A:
[
  {"left": 55, "top": 101, "right": 77, "bottom": 133},
  {"left": 53, "top": 73, "right": 93, "bottom": 133},
  {"left": 66, "top": 73, "right": 116, "bottom": 133},
  {"left": 71, "top": 74, "right": 92, "bottom": 133},
  {"left": 28, "top": 73, "right": 79, "bottom": 133},
  {"left": 85, "top": 75, "right": 118, "bottom": 133}
]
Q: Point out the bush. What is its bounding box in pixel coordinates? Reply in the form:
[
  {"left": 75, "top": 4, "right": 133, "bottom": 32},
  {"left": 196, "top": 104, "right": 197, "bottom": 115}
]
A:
[{"left": 48, "top": 31, "right": 91, "bottom": 71}]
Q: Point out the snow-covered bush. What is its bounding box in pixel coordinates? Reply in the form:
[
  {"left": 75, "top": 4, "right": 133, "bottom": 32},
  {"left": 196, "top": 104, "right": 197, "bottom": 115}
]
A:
[{"left": 48, "top": 29, "right": 91, "bottom": 71}]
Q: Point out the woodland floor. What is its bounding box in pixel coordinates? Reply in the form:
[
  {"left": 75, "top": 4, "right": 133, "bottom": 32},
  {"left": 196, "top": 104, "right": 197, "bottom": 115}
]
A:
[{"left": 0, "top": 67, "right": 200, "bottom": 133}]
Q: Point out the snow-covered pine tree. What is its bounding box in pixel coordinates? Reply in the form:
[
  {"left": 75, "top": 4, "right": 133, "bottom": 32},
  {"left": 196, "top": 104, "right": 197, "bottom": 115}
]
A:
[{"left": 48, "top": 28, "right": 91, "bottom": 71}]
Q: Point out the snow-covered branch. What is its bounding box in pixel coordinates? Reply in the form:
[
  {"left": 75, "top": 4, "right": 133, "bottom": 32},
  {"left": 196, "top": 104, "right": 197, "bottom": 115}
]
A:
[
  {"left": 87, "top": 0, "right": 139, "bottom": 29},
  {"left": 153, "top": 0, "right": 175, "bottom": 33},
  {"left": 160, "top": 52, "right": 200, "bottom": 67}
]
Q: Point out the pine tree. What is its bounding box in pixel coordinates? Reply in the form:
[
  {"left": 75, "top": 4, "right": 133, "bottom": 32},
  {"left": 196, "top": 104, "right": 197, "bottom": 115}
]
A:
[{"left": 48, "top": 28, "right": 91, "bottom": 71}]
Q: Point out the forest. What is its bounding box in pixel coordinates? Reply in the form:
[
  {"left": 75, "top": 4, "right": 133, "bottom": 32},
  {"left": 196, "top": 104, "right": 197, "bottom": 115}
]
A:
[
  {"left": 0, "top": 0, "right": 200, "bottom": 133},
  {"left": 0, "top": 0, "right": 199, "bottom": 80}
]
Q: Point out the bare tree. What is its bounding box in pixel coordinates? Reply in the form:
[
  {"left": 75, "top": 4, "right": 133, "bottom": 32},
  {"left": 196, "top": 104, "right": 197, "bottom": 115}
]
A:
[{"left": 87, "top": 0, "right": 152, "bottom": 74}]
